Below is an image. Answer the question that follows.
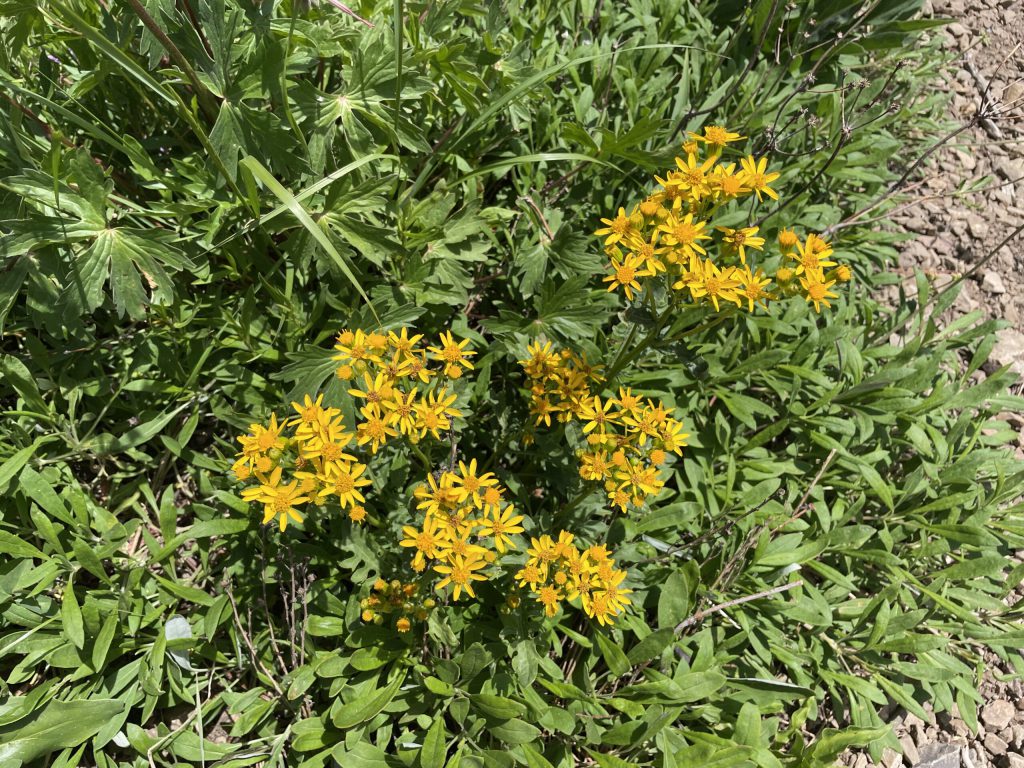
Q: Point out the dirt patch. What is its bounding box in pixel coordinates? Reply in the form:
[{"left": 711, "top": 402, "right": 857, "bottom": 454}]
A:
[{"left": 879, "top": 0, "right": 1024, "bottom": 381}]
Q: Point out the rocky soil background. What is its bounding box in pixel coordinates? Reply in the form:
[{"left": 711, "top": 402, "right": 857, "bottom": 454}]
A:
[
  {"left": 881, "top": 0, "right": 1024, "bottom": 388},
  {"left": 842, "top": 0, "right": 1024, "bottom": 766}
]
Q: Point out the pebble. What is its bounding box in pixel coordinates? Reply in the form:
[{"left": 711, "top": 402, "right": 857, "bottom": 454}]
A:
[
  {"left": 901, "top": 734, "right": 922, "bottom": 765},
  {"left": 993, "top": 158, "right": 1024, "bottom": 182},
  {"left": 982, "top": 700, "right": 1016, "bottom": 731},
  {"left": 917, "top": 742, "right": 962, "bottom": 768},
  {"left": 983, "top": 734, "right": 1008, "bottom": 756},
  {"left": 1004, "top": 755, "right": 1024, "bottom": 768},
  {"left": 954, "top": 148, "right": 977, "bottom": 172},
  {"left": 988, "top": 330, "right": 1024, "bottom": 375},
  {"left": 981, "top": 271, "right": 1007, "bottom": 295},
  {"left": 1003, "top": 82, "right": 1024, "bottom": 105},
  {"left": 965, "top": 213, "right": 989, "bottom": 240},
  {"left": 884, "top": 747, "right": 905, "bottom": 768},
  {"left": 1010, "top": 724, "right": 1024, "bottom": 747}
]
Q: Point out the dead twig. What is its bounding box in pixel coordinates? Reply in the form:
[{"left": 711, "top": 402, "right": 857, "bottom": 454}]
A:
[
  {"left": 675, "top": 580, "right": 804, "bottom": 633},
  {"left": 519, "top": 195, "right": 555, "bottom": 244},
  {"left": 769, "top": 448, "right": 838, "bottom": 536},
  {"left": 713, "top": 448, "right": 836, "bottom": 592},
  {"left": 323, "top": 0, "right": 374, "bottom": 27},
  {"left": 225, "top": 582, "right": 284, "bottom": 696},
  {"left": 965, "top": 53, "right": 1003, "bottom": 140}
]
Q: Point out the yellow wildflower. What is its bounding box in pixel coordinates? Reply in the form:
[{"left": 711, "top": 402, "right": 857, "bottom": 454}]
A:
[
  {"left": 800, "top": 274, "right": 839, "bottom": 313},
  {"left": 434, "top": 554, "right": 487, "bottom": 600},
  {"left": 595, "top": 206, "right": 642, "bottom": 246},
  {"left": 739, "top": 155, "right": 781, "bottom": 201},
  {"left": 602, "top": 251, "right": 647, "bottom": 300},
  {"left": 717, "top": 226, "right": 765, "bottom": 264}
]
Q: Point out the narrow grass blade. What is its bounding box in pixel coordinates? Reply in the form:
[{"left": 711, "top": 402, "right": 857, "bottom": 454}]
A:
[{"left": 239, "top": 156, "right": 379, "bottom": 322}]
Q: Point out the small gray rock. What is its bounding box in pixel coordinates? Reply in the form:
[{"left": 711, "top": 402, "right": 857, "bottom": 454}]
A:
[
  {"left": 983, "top": 700, "right": 1015, "bottom": 729},
  {"left": 984, "top": 734, "right": 1008, "bottom": 757},
  {"left": 917, "top": 743, "right": 961, "bottom": 768},
  {"left": 901, "top": 734, "right": 922, "bottom": 765},
  {"left": 982, "top": 271, "right": 1007, "bottom": 295},
  {"left": 1010, "top": 724, "right": 1024, "bottom": 747},
  {"left": 988, "top": 330, "right": 1024, "bottom": 376},
  {"left": 953, "top": 148, "right": 976, "bottom": 172},
  {"left": 1003, "top": 754, "right": 1024, "bottom": 768},
  {"left": 993, "top": 157, "right": 1024, "bottom": 182},
  {"left": 964, "top": 213, "right": 988, "bottom": 240},
  {"left": 1003, "top": 82, "right": 1024, "bottom": 105},
  {"left": 884, "top": 746, "right": 906, "bottom": 768}
]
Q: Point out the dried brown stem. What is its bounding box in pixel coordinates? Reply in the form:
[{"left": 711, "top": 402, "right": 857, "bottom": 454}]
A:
[
  {"left": 675, "top": 580, "right": 804, "bottom": 633},
  {"left": 226, "top": 583, "right": 284, "bottom": 696},
  {"left": 674, "top": 0, "right": 781, "bottom": 136},
  {"left": 769, "top": 448, "right": 838, "bottom": 536},
  {"left": 822, "top": 118, "right": 979, "bottom": 239}
]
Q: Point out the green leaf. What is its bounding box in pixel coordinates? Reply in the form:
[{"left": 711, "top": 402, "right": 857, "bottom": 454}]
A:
[
  {"left": 805, "top": 726, "right": 889, "bottom": 763},
  {"left": 0, "top": 438, "right": 56, "bottom": 491},
  {"left": 331, "top": 741, "right": 390, "bottom": 767},
  {"left": 0, "top": 698, "right": 125, "bottom": 763},
  {"left": 420, "top": 715, "right": 447, "bottom": 768},
  {"left": 519, "top": 744, "right": 555, "bottom": 768},
  {"left": 84, "top": 399, "right": 191, "bottom": 455},
  {"left": 674, "top": 670, "right": 727, "bottom": 702},
  {"left": 489, "top": 718, "right": 541, "bottom": 745},
  {"left": 61, "top": 577, "right": 85, "bottom": 650},
  {"left": 91, "top": 610, "right": 118, "bottom": 672},
  {"left": 331, "top": 667, "right": 406, "bottom": 728},
  {"left": 0, "top": 356, "right": 49, "bottom": 415},
  {"left": 19, "top": 466, "right": 74, "bottom": 526},
  {"left": 657, "top": 570, "right": 690, "bottom": 629},
  {"left": 595, "top": 630, "right": 630, "bottom": 677},
  {"left": 239, "top": 156, "right": 378, "bottom": 322},
  {"left": 626, "top": 628, "right": 675, "bottom": 665},
  {"left": 63, "top": 228, "right": 189, "bottom": 320},
  {"left": 468, "top": 693, "right": 527, "bottom": 720},
  {"left": 0, "top": 531, "right": 46, "bottom": 560},
  {"left": 734, "top": 702, "right": 761, "bottom": 747}
]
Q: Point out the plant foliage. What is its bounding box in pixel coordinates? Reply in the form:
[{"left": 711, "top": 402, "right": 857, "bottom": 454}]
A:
[{"left": 1, "top": 0, "right": 1022, "bottom": 766}]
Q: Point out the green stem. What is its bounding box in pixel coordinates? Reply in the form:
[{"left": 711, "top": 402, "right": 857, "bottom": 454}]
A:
[
  {"left": 559, "top": 485, "right": 595, "bottom": 523},
  {"left": 410, "top": 441, "right": 432, "bottom": 475},
  {"left": 603, "top": 302, "right": 676, "bottom": 385},
  {"left": 124, "top": 0, "right": 218, "bottom": 123}
]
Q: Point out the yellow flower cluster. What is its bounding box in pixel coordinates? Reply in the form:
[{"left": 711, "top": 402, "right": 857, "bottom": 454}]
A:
[
  {"left": 234, "top": 327, "right": 478, "bottom": 530},
  {"left": 400, "top": 461, "right": 525, "bottom": 600},
  {"left": 519, "top": 341, "right": 603, "bottom": 427},
  {"left": 520, "top": 340, "right": 689, "bottom": 513},
  {"left": 232, "top": 327, "right": 634, "bottom": 627},
  {"left": 234, "top": 395, "right": 371, "bottom": 531},
  {"left": 333, "top": 328, "right": 472, "bottom": 450},
  {"left": 514, "top": 532, "right": 631, "bottom": 626},
  {"left": 597, "top": 125, "right": 852, "bottom": 314},
  {"left": 360, "top": 579, "right": 435, "bottom": 633}
]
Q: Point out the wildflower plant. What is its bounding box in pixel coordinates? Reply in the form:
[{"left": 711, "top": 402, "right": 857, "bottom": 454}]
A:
[
  {"left": 600, "top": 127, "right": 852, "bottom": 316},
  {"left": 236, "top": 328, "right": 638, "bottom": 630},
  {"left": 520, "top": 340, "right": 690, "bottom": 514}
]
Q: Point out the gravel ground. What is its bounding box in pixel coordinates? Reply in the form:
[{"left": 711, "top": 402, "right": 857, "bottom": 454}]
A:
[
  {"left": 841, "top": 1, "right": 1024, "bottom": 766},
  {"left": 880, "top": 0, "right": 1024, "bottom": 386}
]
